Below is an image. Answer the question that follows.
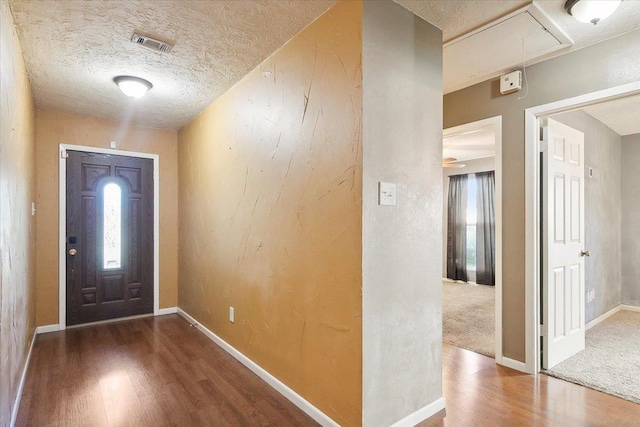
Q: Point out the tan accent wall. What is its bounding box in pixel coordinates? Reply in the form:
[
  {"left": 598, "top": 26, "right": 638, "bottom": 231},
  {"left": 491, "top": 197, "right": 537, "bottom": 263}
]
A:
[
  {"left": 0, "top": 3, "right": 37, "bottom": 425},
  {"left": 177, "top": 1, "right": 362, "bottom": 425},
  {"left": 444, "top": 29, "right": 640, "bottom": 362},
  {"left": 35, "top": 110, "right": 179, "bottom": 326}
]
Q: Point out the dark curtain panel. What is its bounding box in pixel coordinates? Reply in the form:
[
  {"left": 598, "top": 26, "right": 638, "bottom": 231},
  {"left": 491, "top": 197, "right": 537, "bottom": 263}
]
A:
[
  {"left": 476, "top": 171, "right": 496, "bottom": 286},
  {"left": 447, "top": 174, "right": 468, "bottom": 281}
]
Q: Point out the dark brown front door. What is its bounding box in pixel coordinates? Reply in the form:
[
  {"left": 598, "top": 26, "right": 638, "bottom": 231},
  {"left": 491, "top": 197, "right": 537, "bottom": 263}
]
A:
[{"left": 66, "top": 151, "right": 154, "bottom": 326}]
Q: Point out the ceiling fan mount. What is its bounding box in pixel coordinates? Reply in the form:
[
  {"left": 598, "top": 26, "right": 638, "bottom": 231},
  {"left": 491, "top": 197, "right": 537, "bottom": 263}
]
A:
[{"left": 443, "top": 157, "right": 466, "bottom": 168}]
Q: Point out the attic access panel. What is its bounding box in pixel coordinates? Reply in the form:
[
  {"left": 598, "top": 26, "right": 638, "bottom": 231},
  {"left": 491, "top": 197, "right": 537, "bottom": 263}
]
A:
[{"left": 443, "top": 2, "right": 573, "bottom": 94}]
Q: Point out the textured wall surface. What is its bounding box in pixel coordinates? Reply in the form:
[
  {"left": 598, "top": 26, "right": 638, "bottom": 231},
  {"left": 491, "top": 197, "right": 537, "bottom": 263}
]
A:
[
  {"left": 362, "top": 1, "right": 443, "bottom": 425},
  {"left": 553, "top": 111, "right": 622, "bottom": 323},
  {"left": 35, "top": 110, "right": 179, "bottom": 326},
  {"left": 9, "top": 0, "right": 334, "bottom": 130},
  {"left": 177, "top": 1, "right": 362, "bottom": 425},
  {"left": 0, "top": 2, "right": 37, "bottom": 425},
  {"left": 444, "top": 29, "right": 640, "bottom": 362},
  {"left": 442, "top": 156, "right": 496, "bottom": 277},
  {"left": 621, "top": 133, "right": 640, "bottom": 307}
]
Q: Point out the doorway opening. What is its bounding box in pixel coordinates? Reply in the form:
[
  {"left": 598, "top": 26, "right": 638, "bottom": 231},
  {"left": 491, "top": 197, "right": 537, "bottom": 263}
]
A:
[
  {"left": 442, "top": 116, "right": 503, "bottom": 363},
  {"left": 525, "top": 82, "right": 640, "bottom": 373},
  {"left": 58, "top": 144, "right": 160, "bottom": 329},
  {"left": 537, "top": 97, "right": 640, "bottom": 404}
]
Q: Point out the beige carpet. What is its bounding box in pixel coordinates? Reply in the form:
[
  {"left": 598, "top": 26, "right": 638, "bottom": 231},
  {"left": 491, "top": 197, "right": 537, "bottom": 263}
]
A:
[
  {"left": 442, "top": 280, "right": 495, "bottom": 357},
  {"left": 544, "top": 309, "right": 640, "bottom": 405}
]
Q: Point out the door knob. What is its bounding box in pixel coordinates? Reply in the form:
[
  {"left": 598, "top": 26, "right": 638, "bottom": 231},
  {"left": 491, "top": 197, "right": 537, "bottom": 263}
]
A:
[
  {"left": 69, "top": 248, "right": 77, "bottom": 256},
  {"left": 580, "top": 250, "right": 590, "bottom": 257}
]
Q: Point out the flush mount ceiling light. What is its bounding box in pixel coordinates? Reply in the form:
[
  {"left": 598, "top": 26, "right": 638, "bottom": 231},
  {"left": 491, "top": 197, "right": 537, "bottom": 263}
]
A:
[
  {"left": 113, "top": 76, "right": 153, "bottom": 98},
  {"left": 564, "top": 0, "right": 622, "bottom": 25}
]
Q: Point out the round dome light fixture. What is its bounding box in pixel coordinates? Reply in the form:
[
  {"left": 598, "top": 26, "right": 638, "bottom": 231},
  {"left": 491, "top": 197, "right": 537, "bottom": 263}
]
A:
[
  {"left": 564, "top": 0, "right": 622, "bottom": 25},
  {"left": 113, "top": 76, "right": 153, "bottom": 98}
]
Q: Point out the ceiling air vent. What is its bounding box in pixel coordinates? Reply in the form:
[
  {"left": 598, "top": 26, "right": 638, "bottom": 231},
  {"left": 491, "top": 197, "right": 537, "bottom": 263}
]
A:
[{"left": 131, "top": 33, "right": 174, "bottom": 53}]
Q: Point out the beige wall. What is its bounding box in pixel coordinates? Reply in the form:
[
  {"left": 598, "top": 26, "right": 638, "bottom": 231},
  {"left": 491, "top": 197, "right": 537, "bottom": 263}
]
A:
[
  {"left": 0, "top": 2, "right": 37, "bottom": 425},
  {"left": 361, "top": 1, "right": 443, "bottom": 425},
  {"left": 35, "top": 110, "right": 179, "bottom": 326},
  {"left": 444, "top": 29, "right": 640, "bottom": 361},
  {"left": 177, "top": 1, "right": 362, "bottom": 425}
]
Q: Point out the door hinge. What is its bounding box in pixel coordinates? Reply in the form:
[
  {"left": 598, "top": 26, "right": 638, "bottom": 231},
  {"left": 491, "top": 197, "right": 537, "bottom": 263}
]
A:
[
  {"left": 61, "top": 150, "right": 69, "bottom": 159},
  {"left": 539, "top": 140, "right": 546, "bottom": 153},
  {"left": 539, "top": 325, "right": 545, "bottom": 337}
]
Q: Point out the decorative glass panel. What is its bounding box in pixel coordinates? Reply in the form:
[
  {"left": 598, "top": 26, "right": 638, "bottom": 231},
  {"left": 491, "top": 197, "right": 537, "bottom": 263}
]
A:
[{"left": 103, "top": 183, "right": 122, "bottom": 269}]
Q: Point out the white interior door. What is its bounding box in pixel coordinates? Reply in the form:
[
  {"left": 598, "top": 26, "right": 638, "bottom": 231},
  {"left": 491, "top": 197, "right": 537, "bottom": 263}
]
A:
[{"left": 542, "top": 118, "right": 586, "bottom": 370}]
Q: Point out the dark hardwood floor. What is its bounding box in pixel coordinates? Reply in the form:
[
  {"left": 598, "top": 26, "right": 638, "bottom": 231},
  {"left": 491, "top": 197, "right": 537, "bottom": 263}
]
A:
[
  {"left": 17, "top": 316, "right": 640, "bottom": 426},
  {"left": 16, "top": 314, "right": 318, "bottom": 427},
  {"left": 420, "top": 344, "right": 640, "bottom": 427}
]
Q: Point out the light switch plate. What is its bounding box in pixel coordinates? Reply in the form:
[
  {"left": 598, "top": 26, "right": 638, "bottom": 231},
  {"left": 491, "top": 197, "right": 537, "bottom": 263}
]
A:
[
  {"left": 229, "top": 307, "right": 235, "bottom": 323},
  {"left": 378, "top": 182, "right": 396, "bottom": 206}
]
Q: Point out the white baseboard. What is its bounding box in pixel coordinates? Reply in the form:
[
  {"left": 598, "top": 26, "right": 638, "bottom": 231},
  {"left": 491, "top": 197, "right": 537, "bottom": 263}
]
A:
[
  {"left": 177, "top": 308, "right": 338, "bottom": 427},
  {"left": 65, "top": 313, "right": 154, "bottom": 329},
  {"left": 499, "top": 356, "right": 527, "bottom": 373},
  {"left": 585, "top": 305, "right": 640, "bottom": 331},
  {"left": 36, "top": 324, "right": 60, "bottom": 334},
  {"left": 10, "top": 328, "right": 37, "bottom": 427},
  {"left": 36, "top": 309, "right": 177, "bottom": 333},
  {"left": 389, "top": 397, "right": 446, "bottom": 427},
  {"left": 586, "top": 305, "right": 621, "bottom": 330}
]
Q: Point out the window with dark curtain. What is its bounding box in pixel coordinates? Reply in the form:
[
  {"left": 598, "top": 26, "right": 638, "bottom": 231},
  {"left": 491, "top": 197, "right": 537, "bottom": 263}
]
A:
[
  {"left": 475, "top": 171, "right": 496, "bottom": 286},
  {"left": 447, "top": 174, "right": 468, "bottom": 281},
  {"left": 446, "top": 171, "right": 495, "bottom": 285}
]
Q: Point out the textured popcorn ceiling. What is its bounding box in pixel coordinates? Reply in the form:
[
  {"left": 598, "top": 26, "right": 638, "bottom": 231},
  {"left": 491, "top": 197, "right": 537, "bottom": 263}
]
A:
[
  {"left": 396, "top": 0, "right": 530, "bottom": 42},
  {"left": 444, "top": 127, "right": 496, "bottom": 162},
  {"left": 582, "top": 94, "right": 640, "bottom": 137},
  {"left": 8, "top": 0, "right": 334, "bottom": 130},
  {"left": 8, "top": 0, "right": 640, "bottom": 129}
]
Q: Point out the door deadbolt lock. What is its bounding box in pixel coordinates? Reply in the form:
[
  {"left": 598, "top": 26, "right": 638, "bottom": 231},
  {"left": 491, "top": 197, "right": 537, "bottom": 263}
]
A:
[
  {"left": 68, "top": 248, "right": 77, "bottom": 256},
  {"left": 580, "top": 250, "right": 590, "bottom": 257}
]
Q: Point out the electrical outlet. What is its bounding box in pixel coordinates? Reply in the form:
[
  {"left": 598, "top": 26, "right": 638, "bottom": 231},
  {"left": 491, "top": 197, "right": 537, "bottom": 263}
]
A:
[
  {"left": 229, "top": 307, "right": 235, "bottom": 323},
  {"left": 588, "top": 289, "right": 595, "bottom": 303}
]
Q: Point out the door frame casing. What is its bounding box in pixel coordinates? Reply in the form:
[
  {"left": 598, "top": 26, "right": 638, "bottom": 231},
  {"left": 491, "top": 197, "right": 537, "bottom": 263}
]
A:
[
  {"left": 524, "top": 81, "right": 640, "bottom": 374},
  {"left": 443, "top": 115, "right": 504, "bottom": 364},
  {"left": 58, "top": 144, "right": 160, "bottom": 330}
]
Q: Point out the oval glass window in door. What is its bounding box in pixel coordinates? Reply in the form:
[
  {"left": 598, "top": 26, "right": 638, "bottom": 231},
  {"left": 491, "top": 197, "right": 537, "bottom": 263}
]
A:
[{"left": 103, "top": 182, "right": 122, "bottom": 269}]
